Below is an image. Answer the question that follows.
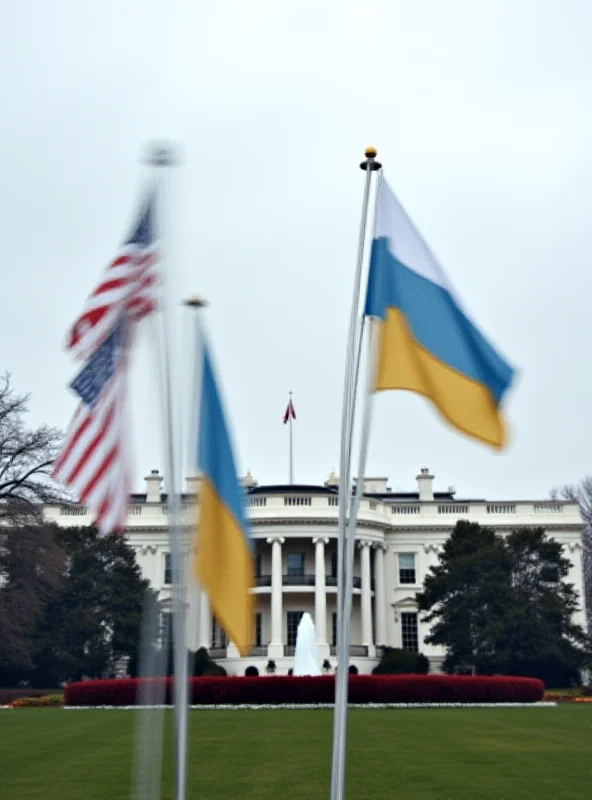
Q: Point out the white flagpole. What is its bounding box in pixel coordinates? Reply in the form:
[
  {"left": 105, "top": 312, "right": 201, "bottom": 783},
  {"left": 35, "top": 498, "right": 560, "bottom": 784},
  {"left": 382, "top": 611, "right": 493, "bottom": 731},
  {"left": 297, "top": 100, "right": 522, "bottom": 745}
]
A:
[
  {"left": 183, "top": 294, "right": 208, "bottom": 657},
  {"left": 147, "top": 143, "right": 190, "bottom": 800},
  {"left": 334, "top": 319, "right": 379, "bottom": 799},
  {"left": 330, "top": 148, "right": 381, "bottom": 800},
  {"left": 289, "top": 391, "right": 294, "bottom": 484}
]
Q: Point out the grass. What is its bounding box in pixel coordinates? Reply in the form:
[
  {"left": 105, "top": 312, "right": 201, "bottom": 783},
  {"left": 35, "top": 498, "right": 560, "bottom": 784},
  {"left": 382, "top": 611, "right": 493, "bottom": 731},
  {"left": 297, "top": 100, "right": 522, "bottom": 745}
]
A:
[{"left": 1, "top": 706, "right": 590, "bottom": 799}]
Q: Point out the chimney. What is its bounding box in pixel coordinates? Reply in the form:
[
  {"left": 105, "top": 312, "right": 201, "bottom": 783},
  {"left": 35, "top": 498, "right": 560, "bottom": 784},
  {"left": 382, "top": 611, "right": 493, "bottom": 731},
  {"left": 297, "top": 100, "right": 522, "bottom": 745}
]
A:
[
  {"left": 417, "top": 468, "right": 434, "bottom": 501},
  {"left": 185, "top": 475, "right": 200, "bottom": 496},
  {"left": 325, "top": 469, "right": 338, "bottom": 488},
  {"left": 145, "top": 469, "right": 162, "bottom": 503},
  {"left": 241, "top": 469, "right": 257, "bottom": 489}
]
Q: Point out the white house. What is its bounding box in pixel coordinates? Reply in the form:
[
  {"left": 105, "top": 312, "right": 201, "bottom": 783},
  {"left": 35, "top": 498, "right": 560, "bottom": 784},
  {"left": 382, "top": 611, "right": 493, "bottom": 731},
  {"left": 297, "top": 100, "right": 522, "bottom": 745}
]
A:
[{"left": 44, "top": 467, "right": 586, "bottom": 675}]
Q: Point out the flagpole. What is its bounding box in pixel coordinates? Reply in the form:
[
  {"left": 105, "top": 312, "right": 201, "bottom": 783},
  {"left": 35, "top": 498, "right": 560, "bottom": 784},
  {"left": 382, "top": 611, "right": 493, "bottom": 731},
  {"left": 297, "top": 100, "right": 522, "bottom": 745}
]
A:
[
  {"left": 183, "top": 294, "right": 208, "bottom": 656},
  {"left": 147, "top": 143, "right": 189, "bottom": 800},
  {"left": 330, "top": 147, "right": 381, "bottom": 800},
  {"left": 289, "top": 391, "right": 294, "bottom": 484}
]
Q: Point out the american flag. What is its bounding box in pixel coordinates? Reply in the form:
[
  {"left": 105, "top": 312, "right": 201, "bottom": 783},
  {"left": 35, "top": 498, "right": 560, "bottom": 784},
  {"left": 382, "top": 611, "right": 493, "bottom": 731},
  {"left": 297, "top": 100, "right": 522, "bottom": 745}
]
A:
[
  {"left": 66, "top": 190, "right": 159, "bottom": 361},
  {"left": 54, "top": 189, "right": 159, "bottom": 534},
  {"left": 53, "top": 321, "right": 131, "bottom": 534}
]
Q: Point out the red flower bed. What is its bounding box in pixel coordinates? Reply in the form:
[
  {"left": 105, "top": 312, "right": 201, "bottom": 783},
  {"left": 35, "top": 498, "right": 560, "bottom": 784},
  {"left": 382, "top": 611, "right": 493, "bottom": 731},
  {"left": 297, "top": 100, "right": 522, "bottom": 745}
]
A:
[{"left": 64, "top": 674, "right": 544, "bottom": 707}]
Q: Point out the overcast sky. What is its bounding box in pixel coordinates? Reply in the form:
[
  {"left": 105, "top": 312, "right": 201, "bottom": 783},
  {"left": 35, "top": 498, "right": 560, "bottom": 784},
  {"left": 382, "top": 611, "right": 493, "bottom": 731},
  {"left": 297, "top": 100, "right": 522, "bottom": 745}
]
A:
[{"left": 1, "top": 0, "right": 591, "bottom": 501}]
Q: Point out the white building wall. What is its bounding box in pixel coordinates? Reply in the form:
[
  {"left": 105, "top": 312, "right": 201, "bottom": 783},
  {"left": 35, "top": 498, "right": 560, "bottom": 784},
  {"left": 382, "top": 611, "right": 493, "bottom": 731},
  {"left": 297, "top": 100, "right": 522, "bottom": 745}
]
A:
[{"left": 43, "top": 469, "right": 587, "bottom": 676}]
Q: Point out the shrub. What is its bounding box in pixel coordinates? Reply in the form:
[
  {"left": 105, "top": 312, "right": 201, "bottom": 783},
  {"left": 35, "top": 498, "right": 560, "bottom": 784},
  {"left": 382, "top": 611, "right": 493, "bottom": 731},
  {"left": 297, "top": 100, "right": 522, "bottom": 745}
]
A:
[
  {"left": 11, "top": 694, "right": 63, "bottom": 707},
  {"left": 348, "top": 665, "right": 359, "bottom": 675},
  {"left": 373, "top": 648, "right": 430, "bottom": 675},
  {"left": 245, "top": 666, "right": 259, "bottom": 677},
  {"left": 0, "top": 689, "right": 58, "bottom": 705},
  {"left": 64, "top": 674, "right": 544, "bottom": 707}
]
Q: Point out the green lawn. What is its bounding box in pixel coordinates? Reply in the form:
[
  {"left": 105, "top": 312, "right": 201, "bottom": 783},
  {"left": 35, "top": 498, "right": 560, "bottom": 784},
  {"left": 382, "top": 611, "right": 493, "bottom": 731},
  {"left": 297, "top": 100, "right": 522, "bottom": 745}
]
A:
[{"left": 1, "top": 707, "right": 590, "bottom": 799}]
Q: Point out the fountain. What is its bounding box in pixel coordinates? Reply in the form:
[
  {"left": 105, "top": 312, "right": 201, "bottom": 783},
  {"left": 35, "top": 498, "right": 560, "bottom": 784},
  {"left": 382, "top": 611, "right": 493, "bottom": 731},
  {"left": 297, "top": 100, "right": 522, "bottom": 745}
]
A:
[{"left": 292, "top": 612, "right": 321, "bottom": 676}]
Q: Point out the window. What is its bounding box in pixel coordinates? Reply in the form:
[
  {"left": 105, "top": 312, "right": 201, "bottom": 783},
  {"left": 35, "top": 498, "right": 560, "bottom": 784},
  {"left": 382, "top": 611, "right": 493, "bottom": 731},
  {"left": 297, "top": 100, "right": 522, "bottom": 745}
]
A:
[
  {"left": 255, "top": 613, "right": 262, "bottom": 647},
  {"left": 541, "top": 563, "right": 560, "bottom": 583},
  {"left": 398, "top": 553, "right": 416, "bottom": 584},
  {"left": 332, "top": 612, "right": 338, "bottom": 646},
  {"left": 164, "top": 553, "right": 172, "bottom": 585},
  {"left": 287, "top": 611, "right": 304, "bottom": 647},
  {"left": 212, "top": 618, "right": 227, "bottom": 649},
  {"left": 331, "top": 552, "right": 338, "bottom": 579},
  {"left": 287, "top": 552, "right": 305, "bottom": 577},
  {"left": 401, "top": 612, "right": 419, "bottom": 651},
  {"left": 255, "top": 553, "right": 262, "bottom": 578}
]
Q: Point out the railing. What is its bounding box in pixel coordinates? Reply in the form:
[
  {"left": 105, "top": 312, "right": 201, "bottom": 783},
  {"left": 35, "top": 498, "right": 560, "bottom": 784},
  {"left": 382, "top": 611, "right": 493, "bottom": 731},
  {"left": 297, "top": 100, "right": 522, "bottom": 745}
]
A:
[
  {"left": 60, "top": 506, "right": 87, "bottom": 516},
  {"left": 285, "top": 646, "right": 297, "bottom": 656},
  {"left": 255, "top": 575, "right": 272, "bottom": 587},
  {"left": 325, "top": 576, "right": 362, "bottom": 589},
  {"left": 391, "top": 505, "right": 420, "bottom": 515},
  {"left": 248, "top": 497, "right": 267, "bottom": 507},
  {"left": 534, "top": 503, "right": 563, "bottom": 514},
  {"left": 329, "top": 645, "right": 369, "bottom": 657},
  {"left": 284, "top": 496, "right": 312, "bottom": 506},
  {"left": 282, "top": 574, "right": 315, "bottom": 586},
  {"left": 487, "top": 504, "right": 516, "bottom": 514},
  {"left": 247, "top": 646, "right": 268, "bottom": 656},
  {"left": 209, "top": 648, "right": 227, "bottom": 659},
  {"left": 438, "top": 504, "right": 469, "bottom": 514}
]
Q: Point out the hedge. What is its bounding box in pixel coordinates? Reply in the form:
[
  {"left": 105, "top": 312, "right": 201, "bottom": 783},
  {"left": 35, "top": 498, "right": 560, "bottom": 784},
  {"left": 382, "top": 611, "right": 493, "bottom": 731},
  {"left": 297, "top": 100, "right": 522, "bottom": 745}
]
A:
[
  {"left": 64, "top": 675, "right": 544, "bottom": 707},
  {"left": 0, "top": 689, "right": 58, "bottom": 705}
]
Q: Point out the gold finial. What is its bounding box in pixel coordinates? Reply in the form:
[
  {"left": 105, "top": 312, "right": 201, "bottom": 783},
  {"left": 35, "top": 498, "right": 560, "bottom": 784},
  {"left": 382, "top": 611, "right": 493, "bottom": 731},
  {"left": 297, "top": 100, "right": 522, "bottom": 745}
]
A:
[
  {"left": 360, "top": 146, "right": 381, "bottom": 172},
  {"left": 183, "top": 294, "right": 208, "bottom": 308}
]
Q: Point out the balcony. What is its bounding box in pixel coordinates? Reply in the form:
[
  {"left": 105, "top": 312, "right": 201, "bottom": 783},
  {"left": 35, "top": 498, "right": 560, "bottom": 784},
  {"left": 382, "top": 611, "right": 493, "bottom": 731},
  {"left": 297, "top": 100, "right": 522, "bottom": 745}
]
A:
[
  {"left": 247, "top": 646, "right": 268, "bottom": 657},
  {"left": 254, "top": 574, "right": 363, "bottom": 589},
  {"left": 329, "top": 645, "right": 369, "bottom": 657},
  {"left": 283, "top": 573, "right": 315, "bottom": 586},
  {"left": 325, "top": 576, "right": 362, "bottom": 589}
]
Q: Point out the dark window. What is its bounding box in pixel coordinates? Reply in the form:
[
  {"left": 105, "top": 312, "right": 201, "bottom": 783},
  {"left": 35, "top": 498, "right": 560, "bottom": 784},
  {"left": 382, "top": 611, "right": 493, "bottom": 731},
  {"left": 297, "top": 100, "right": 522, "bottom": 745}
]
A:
[
  {"left": 541, "top": 563, "right": 560, "bottom": 583},
  {"left": 331, "top": 552, "right": 338, "bottom": 579},
  {"left": 164, "top": 553, "right": 172, "bottom": 585},
  {"left": 255, "top": 613, "right": 262, "bottom": 647},
  {"left": 287, "top": 552, "right": 305, "bottom": 577},
  {"left": 401, "top": 612, "right": 419, "bottom": 651},
  {"left": 398, "top": 553, "right": 416, "bottom": 584},
  {"left": 212, "top": 618, "right": 227, "bottom": 649},
  {"left": 255, "top": 553, "right": 262, "bottom": 578},
  {"left": 287, "top": 611, "right": 304, "bottom": 647},
  {"left": 332, "top": 612, "right": 338, "bottom": 646}
]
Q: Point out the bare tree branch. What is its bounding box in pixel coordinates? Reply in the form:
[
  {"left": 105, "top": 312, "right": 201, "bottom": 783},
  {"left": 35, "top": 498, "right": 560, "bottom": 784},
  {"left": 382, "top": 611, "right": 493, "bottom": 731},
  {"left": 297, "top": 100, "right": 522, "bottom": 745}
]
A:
[{"left": 551, "top": 479, "right": 592, "bottom": 632}]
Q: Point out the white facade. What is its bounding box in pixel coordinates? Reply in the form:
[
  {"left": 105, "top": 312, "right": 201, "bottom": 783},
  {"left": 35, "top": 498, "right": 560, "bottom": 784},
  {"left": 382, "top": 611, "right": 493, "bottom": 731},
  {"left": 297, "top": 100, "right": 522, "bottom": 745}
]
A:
[{"left": 44, "top": 467, "right": 587, "bottom": 676}]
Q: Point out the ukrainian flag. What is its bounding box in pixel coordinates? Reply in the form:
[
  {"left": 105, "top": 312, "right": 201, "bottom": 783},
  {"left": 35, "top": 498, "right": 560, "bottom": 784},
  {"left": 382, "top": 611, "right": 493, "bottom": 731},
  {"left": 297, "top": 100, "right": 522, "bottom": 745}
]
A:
[
  {"left": 364, "top": 178, "right": 515, "bottom": 449},
  {"left": 193, "top": 344, "right": 253, "bottom": 655}
]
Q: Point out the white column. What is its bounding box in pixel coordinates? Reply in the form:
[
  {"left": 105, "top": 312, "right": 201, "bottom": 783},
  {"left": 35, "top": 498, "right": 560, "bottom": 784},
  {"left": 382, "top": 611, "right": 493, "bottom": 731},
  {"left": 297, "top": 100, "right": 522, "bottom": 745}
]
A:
[
  {"left": 359, "top": 541, "right": 374, "bottom": 655},
  {"left": 198, "top": 590, "right": 212, "bottom": 650},
  {"left": 373, "top": 543, "right": 387, "bottom": 648},
  {"left": 267, "top": 536, "right": 285, "bottom": 657},
  {"left": 313, "top": 537, "right": 329, "bottom": 658}
]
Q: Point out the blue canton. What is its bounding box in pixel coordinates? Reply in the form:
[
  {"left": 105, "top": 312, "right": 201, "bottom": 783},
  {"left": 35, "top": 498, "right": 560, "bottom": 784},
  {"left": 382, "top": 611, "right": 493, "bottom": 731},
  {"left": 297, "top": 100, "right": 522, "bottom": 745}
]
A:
[{"left": 70, "top": 322, "right": 123, "bottom": 406}]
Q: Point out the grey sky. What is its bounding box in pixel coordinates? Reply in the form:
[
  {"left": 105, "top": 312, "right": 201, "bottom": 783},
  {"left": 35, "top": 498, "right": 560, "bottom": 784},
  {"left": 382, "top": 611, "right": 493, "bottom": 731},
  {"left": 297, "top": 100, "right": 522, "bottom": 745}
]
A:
[{"left": 1, "top": 0, "right": 591, "bottom": 500}]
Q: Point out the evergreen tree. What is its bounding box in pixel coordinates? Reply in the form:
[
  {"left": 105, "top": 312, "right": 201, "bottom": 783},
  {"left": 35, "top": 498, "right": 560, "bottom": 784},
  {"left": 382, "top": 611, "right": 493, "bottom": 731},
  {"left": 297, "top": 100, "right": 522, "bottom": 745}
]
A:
[
  {"left": 417, "top": 521, "right": 592, "bottom": 685},
  {"left": 31, "top": 526, "right": 157, "bottom": 686}
]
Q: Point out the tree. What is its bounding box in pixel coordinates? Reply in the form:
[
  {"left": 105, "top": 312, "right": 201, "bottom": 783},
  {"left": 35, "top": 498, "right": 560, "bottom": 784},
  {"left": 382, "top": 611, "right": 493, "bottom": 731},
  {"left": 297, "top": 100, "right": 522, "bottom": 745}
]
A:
[
  {"left": 372, "top": 647, "right": 430, "bottom": 675},
  {"left": 550, "top": 479, "right": 592, "bottom": 632},
  {"left": 31, "top": 526, "right": 157, "bottom": 686},
  {"left": 417, "top": 521, "right": 592, "bottom": 685},
  {"left": 0, "top": 375, "right": 65, "bottom": 682}
]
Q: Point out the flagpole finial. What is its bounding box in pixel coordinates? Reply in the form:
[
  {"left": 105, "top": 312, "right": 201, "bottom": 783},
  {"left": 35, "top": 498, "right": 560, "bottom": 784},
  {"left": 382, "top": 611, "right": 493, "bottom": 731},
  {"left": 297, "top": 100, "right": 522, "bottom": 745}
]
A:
[
  {"left": 144, "top": 141, "right": 179, "bottom": 167},
  {"left": 360, "top": 146, "right": 381, "bottom": 172},
  {"left": 183, "top": 294, "right": 208, "bottom": 308}
]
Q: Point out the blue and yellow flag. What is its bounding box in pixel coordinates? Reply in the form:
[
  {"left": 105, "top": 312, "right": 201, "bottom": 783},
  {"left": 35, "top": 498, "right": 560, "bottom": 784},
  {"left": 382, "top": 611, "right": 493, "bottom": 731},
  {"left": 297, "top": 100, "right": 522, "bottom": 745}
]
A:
[
  {"left": 193, "top": 344, "right": 253, "bottom": 655},
  {"left": 364, "top": 178, "right": 515, "bottom": 449}
]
